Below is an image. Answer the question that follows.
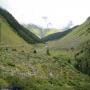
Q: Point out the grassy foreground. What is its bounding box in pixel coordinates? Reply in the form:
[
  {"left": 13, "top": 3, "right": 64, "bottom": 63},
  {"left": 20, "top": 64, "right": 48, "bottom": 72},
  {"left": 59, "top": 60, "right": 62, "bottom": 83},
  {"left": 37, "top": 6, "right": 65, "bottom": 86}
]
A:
[{"left": 0, "top": 43, "right": 90, "bottom": 90}]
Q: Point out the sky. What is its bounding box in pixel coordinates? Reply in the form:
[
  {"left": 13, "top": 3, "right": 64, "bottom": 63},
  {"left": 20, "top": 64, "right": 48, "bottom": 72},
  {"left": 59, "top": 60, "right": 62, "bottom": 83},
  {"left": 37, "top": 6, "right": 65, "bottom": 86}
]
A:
[{"left": 0, "top": 0, "right": 90, "bottom": 29}]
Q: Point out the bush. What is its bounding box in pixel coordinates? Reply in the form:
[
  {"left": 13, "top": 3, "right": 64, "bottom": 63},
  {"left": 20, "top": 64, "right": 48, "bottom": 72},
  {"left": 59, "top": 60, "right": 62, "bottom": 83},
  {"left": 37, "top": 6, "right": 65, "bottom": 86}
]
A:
[{"left": 46, "top": 48, "right": 50, "bottom": 55}]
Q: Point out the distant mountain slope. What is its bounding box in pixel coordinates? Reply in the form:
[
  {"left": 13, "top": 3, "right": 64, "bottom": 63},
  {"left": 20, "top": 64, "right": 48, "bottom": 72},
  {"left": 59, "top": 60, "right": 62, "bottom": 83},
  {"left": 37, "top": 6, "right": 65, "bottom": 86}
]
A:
[
  {"left": 42, "top": 26, "right": 79, "bottom": 42},
  {"left": 48, "top": 17, "right": 90, "bottom": 49},
  {"left": 24, "top": 24, "right": 60, "bottom": 38},
  {"left": 0, "top": 8, "right": 41, "bottom": 44},
  {"left": 23, "top": 24, "right": 42, "bottom": 38},
  {"left": 44, "top": 28, "right": 61, "bottom": 36}
]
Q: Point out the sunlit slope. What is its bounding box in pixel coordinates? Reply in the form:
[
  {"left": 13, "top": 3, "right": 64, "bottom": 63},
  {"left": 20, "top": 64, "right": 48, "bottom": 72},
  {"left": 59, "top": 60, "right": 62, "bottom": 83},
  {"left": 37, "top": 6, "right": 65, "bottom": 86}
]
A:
[
  {"left": 0, "top": 8, "right": 41, "bottom": 44},
  {"left": 42, "top": 26, "right": 79, "bottom": 42},
  {"left": 48, "top": 17, "right": 90, "bottom": 49},
  {"left": 45, "top": 28, "right": 61, "bottom": 36},
  {"left": 23, "top": 24, "right": 42, "bottom": 38},
  {"left": 24, "top": 24, "right": 60, "bottom": 37},
  {"left": 0, "top": 16, "right": 28, "bottom": 45}
]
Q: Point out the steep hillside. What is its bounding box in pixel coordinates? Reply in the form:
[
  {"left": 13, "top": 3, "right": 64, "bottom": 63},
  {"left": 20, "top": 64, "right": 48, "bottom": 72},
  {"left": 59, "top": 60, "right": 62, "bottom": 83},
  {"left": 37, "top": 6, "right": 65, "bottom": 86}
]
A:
[
  {"left": 48, "top": 17, "right": 90, "bottom": 49},
  {"left": 47, "top": 17, "right": 90, "bottom": 77},
  {"left": 42, "top": 26, "right": 79, "bottom": 42},
  {"left": 74, "top": 40, "right": 90, "bottom": 75},
  {"left": 0, "top": 8, "right": 41, "bottom": 44},
  {"left": 0, "top": 15, "right": 28, "bottom": 45}
]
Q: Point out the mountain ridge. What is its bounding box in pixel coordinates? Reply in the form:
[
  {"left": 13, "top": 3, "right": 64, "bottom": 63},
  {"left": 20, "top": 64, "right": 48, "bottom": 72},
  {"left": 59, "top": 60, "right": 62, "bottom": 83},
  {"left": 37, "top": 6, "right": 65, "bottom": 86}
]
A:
[
  {"left": 48, "top": 16, "right": 90, "bottom": 49},
  {"left": 0, "top": 8, "right": 41, "bottom": 44},
  {"left": 23, "top": 24, "right": 61, "bottom": 38},
  {"left": 42, "top": 25, "right": 79, "bottom": 42}
]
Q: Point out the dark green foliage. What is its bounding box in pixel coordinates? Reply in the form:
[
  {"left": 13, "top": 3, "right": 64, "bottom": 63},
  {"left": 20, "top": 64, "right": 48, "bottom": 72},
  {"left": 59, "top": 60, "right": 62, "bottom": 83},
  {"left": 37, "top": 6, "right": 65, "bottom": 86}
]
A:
[
  {"left": 68, "top": 59, "right": 71, "bottom": 63},
  {"left": 74, "top": 40, "right": 90, "bottom": 75},
  {"left": 7, "top": 62, "right": 15, "bottom": 67},
  {"left": 46, "top": 48, "right": 50, "bottom": 55},
  {"left": 33, "top": 50, "right": 37, "bottom": 53},
  {"left": 87, "top": 28, "right": 90, "bottom": 33},
  {"left": 12, "top": 48, "right": 17, "bottom": 51},
  {"left": 0, "top": 8, "right": 41, "bottom": 43}
]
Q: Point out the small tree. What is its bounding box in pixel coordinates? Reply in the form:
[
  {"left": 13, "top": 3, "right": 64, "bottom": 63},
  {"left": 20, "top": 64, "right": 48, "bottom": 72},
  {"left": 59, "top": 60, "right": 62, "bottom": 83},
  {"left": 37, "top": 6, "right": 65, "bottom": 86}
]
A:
[
  {"left": 46, "top": 48, "right": 50, "bottom": 55},
  {"left": 33, "top": 50, "right": 37, "bottom": 54}
]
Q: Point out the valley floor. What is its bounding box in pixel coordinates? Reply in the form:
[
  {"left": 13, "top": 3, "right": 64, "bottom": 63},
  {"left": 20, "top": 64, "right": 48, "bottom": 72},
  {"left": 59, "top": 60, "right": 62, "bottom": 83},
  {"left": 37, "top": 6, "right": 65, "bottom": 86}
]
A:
[{"left": 0, "top": 44, "right": 90, "bottom": 90}]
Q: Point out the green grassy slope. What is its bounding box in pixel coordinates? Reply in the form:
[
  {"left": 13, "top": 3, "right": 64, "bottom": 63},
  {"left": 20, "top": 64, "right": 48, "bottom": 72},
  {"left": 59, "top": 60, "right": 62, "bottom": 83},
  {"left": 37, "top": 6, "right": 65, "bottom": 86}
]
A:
[
  {"left": 0, "top": 19, "right": 90, "bottom": 89},
  {"left": 24, "top": 24, "right": 60, "bottom": 38},
  {"left": 0, "top": 8, "right": 90, "bottom": 90},
  {"left": 42, "top": 26, "right": 79, "bottom": 42},
  {"left": 45, "top": 28, "right": 61, "bottom": 36},
  {"left": 0, "top": 46, "right": 90, "bottom": 90},
  {"left": 47, "top": 16, "right": 90, "bottom": 78},
  {"left": 0, "top": 15, "right": 27, "bottom": 45},
  {"left": 48, "top": 17, "right": 90, "bottom": 49},
  {"left": 23, "top": 24, "right": 42, "bottom": 38},
  {"left": 0, "top": 8, "right": 41, "bottom": 44}
]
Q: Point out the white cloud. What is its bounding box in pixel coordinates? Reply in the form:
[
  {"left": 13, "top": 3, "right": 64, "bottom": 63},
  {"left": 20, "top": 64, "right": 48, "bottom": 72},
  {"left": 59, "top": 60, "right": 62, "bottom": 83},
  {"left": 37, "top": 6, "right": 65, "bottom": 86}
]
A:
[{"left": 0, "top": 0, "right": 90, "bottom": 28}]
